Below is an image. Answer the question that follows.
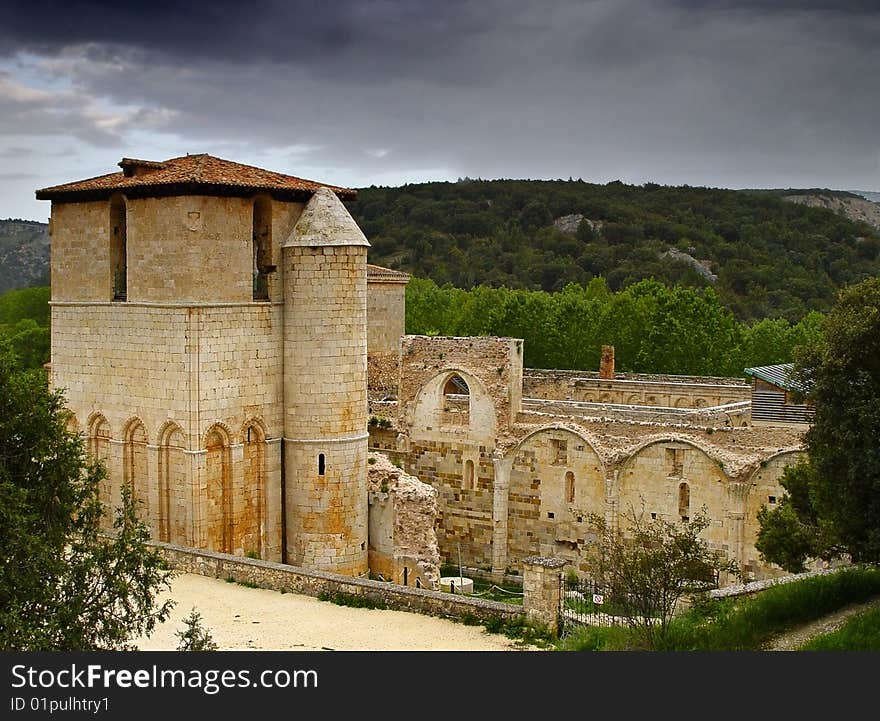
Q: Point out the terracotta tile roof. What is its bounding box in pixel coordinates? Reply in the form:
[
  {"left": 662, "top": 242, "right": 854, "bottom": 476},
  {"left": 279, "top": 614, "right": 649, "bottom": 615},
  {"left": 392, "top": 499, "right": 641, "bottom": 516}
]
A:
[
  {"left": 367, "top": 264, "right": 411, "bottom": 283},
  {"left": 36, "top": 154, "right": 356, "bottom": 202}
]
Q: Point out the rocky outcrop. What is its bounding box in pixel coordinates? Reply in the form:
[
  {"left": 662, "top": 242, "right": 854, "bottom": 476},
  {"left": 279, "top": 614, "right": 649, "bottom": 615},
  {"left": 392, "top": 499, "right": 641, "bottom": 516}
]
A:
[
  {"left": 553, "top": 213, "right": 603, "bottom": 236},
  {"left": 783, "top": 194, "right": 880, "bottom": 232},
  {"left": 660, "top": 247, "right": 718, "bottom": 282},
  {"left": 0, "top": 219, "right": 49, "bottom": 293}
]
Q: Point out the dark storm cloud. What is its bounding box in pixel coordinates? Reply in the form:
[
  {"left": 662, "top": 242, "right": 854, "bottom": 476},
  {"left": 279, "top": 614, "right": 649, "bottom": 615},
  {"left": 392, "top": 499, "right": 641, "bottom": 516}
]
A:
[{"left": 1, "top": 0, "right": 878, "bottom": 194}]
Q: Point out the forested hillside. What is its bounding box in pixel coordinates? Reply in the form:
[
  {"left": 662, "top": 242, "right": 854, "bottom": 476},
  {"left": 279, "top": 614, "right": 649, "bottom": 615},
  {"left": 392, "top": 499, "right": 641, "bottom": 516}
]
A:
[
  {"left": 0, "top": 219, "right": 50, "bottom": 294},
  {"left": 349, "top": 180, "right": 880, "bottom": 321}
]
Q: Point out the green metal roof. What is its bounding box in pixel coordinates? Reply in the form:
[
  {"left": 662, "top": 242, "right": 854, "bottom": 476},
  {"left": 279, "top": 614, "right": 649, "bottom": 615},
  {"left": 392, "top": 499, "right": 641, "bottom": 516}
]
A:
[{"left": 744, "top": 363, "right": 805, "bottom": 392}]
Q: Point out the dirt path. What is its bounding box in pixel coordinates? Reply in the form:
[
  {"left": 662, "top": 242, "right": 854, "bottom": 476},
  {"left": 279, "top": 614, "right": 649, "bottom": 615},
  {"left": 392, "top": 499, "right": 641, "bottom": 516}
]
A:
[
  {"left": 133, "top": 573, "right": 529, "bottom": 651},
  {"left": 764, "top": 597, "right": 880, "bottom": 651}
]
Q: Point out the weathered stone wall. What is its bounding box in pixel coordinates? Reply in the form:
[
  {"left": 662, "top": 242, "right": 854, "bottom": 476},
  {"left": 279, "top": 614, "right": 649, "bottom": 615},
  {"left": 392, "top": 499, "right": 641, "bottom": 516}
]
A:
[
  {"left": 367, "top": 353, "right": 400, "bottom": 398},
  {"left": 52, "top": 302, "right": 284, "bottom": 561},
  {"left": 407, "top": 440, "right": 496, "bottom": 570},
  {"left": 506, "top": 428, "right": 605, "bottom": 571},
  {"left": 366, "top": 452, "right": 440, "bottom": 589},
  {"left": 154, "top": 542, "right": 523, "bottom": 624},
  {"left": 523, "top": 368, "right": 750, "bottom": 408},
  {"left": 367, "top": 282, "right": 405, "bottom": 356}
]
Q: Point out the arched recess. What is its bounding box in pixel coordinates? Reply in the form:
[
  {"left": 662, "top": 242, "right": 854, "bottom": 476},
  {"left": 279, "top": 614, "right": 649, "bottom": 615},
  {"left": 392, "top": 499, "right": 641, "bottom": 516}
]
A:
[
  {"left": 205, "top": 424, "right": 233, "bottom": 554},
  {"left": 617, "top": 438, "right": 729, "bottom": 548},
  {"left": 109, "top": 193, "right": 127, "bottom": 301},
  {"left": 409, "top": 369, "right": 497, "bottom": 443},
  {"left": 158, "top": 422, "right": 187, "bottom": 544},
  {"left": 463, "top": 459, "right": 475, "bottom": 490},
  {"left": 88, "top": 413, "right": 113, "bottom": 526},
  {"left": 743, "top": 450, "right": 804, "bottom": 578},
  {"left": 240, "top": 421, "right": 266, "bottom": 557},
  {"left": 123, "top": 418, "right": 150, "bottom": 525},
  {"left": 505, "top": 426, "right": 605, "bottom": 569},
  {"left": 252, "top": 195, "right": 272, "bottom": 300}
]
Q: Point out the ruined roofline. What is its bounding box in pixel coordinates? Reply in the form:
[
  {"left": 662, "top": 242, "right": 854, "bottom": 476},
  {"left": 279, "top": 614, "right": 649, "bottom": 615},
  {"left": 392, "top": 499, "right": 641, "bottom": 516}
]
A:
[{"left": 524, "top": 367, "right": 749, "bottom": 387}]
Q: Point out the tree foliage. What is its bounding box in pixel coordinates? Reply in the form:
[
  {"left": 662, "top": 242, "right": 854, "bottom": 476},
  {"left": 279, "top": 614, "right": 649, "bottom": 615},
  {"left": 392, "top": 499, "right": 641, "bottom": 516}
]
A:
[
  {"left": 0, "top": 286, "right": 50, "bottom": 371},
  {"left": 757, "top": 277, "right": 880, "bottom": 569},
  {"left": 406, "top": 277, "right": 823, "bottom": 376},
  {"left": 175, "top": 609, "right": 218, "bottom": 651},
  {"left": 0, "top": 348, "right": 174, "bottom": 650},
  {"left": 584, "top": 509, "right": 739, "bottom": 649}
]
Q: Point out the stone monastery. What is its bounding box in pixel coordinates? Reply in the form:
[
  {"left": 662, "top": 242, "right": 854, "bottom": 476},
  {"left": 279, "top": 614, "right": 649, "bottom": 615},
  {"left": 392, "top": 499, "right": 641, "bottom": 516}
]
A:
[{"left": 38, "top": 155, "right": 809, "bottom": 589}]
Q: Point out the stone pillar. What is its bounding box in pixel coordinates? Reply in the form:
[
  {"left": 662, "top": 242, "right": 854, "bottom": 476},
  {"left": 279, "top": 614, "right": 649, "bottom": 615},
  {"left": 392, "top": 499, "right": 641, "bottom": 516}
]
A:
[
  {"left": 727, "top": 481, "right": 749, "bottom": 579},
  {"left": 599, "top": 344, "right": 615, "bottom": 379},
  {"left": 491, "top": 450, "right": 511, "bottom": 579},
  {"left": 522, "top": 556, "right": 566, "bottom": 636}
]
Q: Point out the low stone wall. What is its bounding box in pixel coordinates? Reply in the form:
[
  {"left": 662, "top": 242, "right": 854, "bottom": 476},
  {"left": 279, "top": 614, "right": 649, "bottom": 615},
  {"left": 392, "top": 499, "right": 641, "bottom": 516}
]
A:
[{"left": 152, "top": 541, "right": 523, "bottom": 624}]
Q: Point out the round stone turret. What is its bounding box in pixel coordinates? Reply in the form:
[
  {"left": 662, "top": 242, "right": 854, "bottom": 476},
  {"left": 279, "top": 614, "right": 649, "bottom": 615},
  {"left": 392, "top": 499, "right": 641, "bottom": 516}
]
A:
[{"left": 281, "top": 187, "right": 370, "bottom": 575}]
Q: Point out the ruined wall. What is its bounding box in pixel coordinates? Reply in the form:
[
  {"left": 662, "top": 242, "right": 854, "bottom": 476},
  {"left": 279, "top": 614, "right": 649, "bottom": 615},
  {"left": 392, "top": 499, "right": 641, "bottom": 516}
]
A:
[
  {"left": 367, "top": 452, "right": 440, "bottom": 589},
  {"left": 407, "top": 440, "right": 496, "bottom": 570},
  {"left": 506, "top": 428, "right": 605, "bottom": 572},
  {"left": 367, "top": 281, "right": 406, "bottom": 356},
  {"left": 743, "top": 451, "right": 804, "bottom": 579},
  {"left": 399, "top": 335, "right": 523, "bottom": 444},
  {"left": 523, "top": 368, "right": 750, "bottom": 408}
]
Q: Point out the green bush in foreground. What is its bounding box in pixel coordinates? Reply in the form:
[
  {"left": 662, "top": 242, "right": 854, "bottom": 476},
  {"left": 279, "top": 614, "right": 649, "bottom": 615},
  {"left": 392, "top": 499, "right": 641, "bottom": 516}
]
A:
[{"left": 799, "top": 608, "right": 880, "bottom": 651}]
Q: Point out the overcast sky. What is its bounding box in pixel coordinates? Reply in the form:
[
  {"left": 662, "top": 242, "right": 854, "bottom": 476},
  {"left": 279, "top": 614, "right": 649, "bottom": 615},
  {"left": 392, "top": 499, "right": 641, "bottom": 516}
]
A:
[{"left": 1, "top": 0, "right": 878, "bottom": 221}]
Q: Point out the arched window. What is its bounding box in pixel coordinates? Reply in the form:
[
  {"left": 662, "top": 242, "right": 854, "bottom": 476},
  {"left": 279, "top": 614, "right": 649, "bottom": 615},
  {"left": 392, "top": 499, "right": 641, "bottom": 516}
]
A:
[
  {"left": 158, "top": 424, "right": 186, "bottom": 543},
  {"left": 206, "top": 427, "right": 232, "bottom": 553},
  {"left": 678, "top": 482, "right": 690, "bottom": 519},
  {"left": 109, "top": 194, "right": 127, "bottom": 301},
  {"left": 123, "top": 420, "right": 150, "bottom": 524},
  {"left": 463, "top": 459, "right": 475, "bottom": 490},
  {"left": 565, "top": 471, "right": 575, "bottom": 504},
  {"left": 252, "top": 196, "right": 272, "bottom": 300},
  {"left": 442, "top": 374, "right": 470, "bottom": 426}
]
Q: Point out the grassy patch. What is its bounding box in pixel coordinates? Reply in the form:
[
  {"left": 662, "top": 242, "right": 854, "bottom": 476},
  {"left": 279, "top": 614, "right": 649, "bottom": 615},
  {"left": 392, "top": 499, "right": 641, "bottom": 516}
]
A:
[
  {"left": 482, "top": 615, "right": 555, "bottom": 648},
  {"left": 555, "top": 624, "right": 636, "bottom": 651},
  {"left": 318, "top": 591, "right": 387, "bottom": 610},
  {"left": 799, "top": 608, "right": 880, "bottom": 650},
  {"left": 661, "top": 567, "right": 880, "bottom": 651}
]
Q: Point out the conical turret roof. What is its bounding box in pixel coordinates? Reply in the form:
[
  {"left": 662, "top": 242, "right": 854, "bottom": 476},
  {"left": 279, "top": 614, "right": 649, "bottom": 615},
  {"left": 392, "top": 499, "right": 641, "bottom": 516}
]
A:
[{"left": 284, "top": 186, "right": 370, "bottom": 247}]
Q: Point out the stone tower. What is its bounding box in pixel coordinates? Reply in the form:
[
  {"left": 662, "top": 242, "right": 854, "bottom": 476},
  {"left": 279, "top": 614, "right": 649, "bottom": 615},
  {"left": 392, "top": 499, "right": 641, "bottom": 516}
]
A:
[
  {"left": 37, "top": 155, "right": 369, "bottom": 575},
  {"left": 282, "top": 188, "right": 370, "bottom": 575}
]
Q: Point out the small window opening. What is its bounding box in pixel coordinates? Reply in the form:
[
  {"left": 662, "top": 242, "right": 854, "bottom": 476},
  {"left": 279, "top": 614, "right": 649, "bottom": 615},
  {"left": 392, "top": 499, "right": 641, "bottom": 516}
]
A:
[
  {"left": 550, "top": 438, "right": 568, "bottom": 465},
  {"left": 463, "top": 459, "right": 475, "bottom": 490},
  {"left": 318, "top": 453, "right": 325, "bottom": 476},
  {"left": 252, "top": 196, "right": 272, "bottom": 301},
  {"left": 403, "top": 567, "right": 408, "bottom": 586},
  {"left": 678, "top": 482, "right": 690, "bottom": 518},
  {"left": 768, "top": 496, "right": 777, "bottom": 504},
  {"left": 415, "top": 578, "right": 421, "bottom": 589},
  {"left": 565, "top": 471, "right": 575, "bottom": 503},
  {"left": 651, "top": 512, "right": 657, "bottom": 520},
  {"left": 547, "top": 512, "right": 555, "bottom": 519},
  {"left": 110, "top": 195, "right": 127, "bottom": 301},
  {"left": 442, "top": 374, "right": 470, "bottom": 426}
]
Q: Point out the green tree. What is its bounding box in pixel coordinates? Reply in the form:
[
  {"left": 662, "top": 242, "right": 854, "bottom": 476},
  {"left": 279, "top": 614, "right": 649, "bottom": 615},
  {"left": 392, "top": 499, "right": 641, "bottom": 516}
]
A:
[
  {"left": 175, "top": 608, "right": 218, "bottom": 651},
  {"left": 585, "top": 508, "right": 739, "bottom": 649},
  {"left": 757, "top": 277, "right": 880, "bottom": 568},
  {"left": 0, "top": 347, "right": 174, "bottom": 650}
]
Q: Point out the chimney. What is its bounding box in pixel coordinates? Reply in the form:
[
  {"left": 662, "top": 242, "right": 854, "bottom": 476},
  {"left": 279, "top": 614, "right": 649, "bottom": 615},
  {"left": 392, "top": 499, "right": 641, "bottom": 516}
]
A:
[{"left": 599, "top": 345, "right": 615, "bottom": 379}]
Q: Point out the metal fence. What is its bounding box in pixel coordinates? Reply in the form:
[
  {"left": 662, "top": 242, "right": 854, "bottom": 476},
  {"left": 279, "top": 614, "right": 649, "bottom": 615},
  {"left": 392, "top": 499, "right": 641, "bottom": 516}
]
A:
[{"left": 559, "top": 575, "right": 626, "bottom": 634}]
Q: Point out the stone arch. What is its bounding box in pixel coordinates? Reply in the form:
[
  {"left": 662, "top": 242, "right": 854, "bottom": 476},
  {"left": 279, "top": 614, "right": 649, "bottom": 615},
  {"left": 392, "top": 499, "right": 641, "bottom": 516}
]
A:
[
  {"left": 158, "top": 421, "right": 187, "bottom": 544},
  {"left": 205, "top": 423, "right": 233, "bottom": 554},
  {"left": 626, "top": 393, "right": 642, "bottom": 405},
  {"left": 64, "top": 412, "right": 81, "bottom": 436},
  {"left": 87, "top": 413, "right": 113, "bottom": 526},
  {"left": 674, "top": 397, "right": 690, "bottom": 408},
  {"left": 240, "top": 419, "right": 266, "bottom": 557},
  {"left": 743, "top": 450, "right": 805, "bottom": 578},
  {"left": 618, "top": 437, "right": 729, "bottom": 548},
  {"left": 109, "top": 193, "right": 127, "bottom": 301},
  {"left": 505, "top": 426, "right": 606, "bottom": 569},
  {"left": 122, "top": 417, "right": 150, "bottom": 525},
  {"left": 410, "top": 368, "right": 497, "bottom": 442}
]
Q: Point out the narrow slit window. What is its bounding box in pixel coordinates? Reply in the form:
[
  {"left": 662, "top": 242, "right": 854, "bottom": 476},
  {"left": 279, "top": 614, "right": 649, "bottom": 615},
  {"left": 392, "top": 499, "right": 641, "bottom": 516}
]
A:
[
  {"left": 318, "top": 453, "right": 325, "bottom": 476},
  {"left": 565, "top": 471, "right": 575, "bottom": 503}
]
